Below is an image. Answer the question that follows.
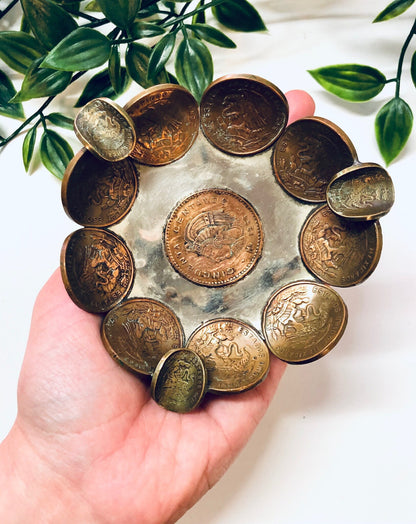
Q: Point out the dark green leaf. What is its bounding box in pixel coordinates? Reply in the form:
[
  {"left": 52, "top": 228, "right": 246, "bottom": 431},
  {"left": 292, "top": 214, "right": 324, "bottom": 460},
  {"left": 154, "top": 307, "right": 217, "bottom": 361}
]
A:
[
  {"left": 74, "top": 67, "right": 130, "bottom": 107},
  {"left": 148, "top": 32, "right": 176, "bottom": 79},
  {"left": 40, "top": 28, "right": 111, "bottom": 71},
  {"left": 0, "top": 70, "right": 25, "bottom": 119},
  {"left": 11, "top": 58, "right": 72, "bottom": 102},
  {"left": 53, "top": 0, "right": 82, "bottom": 15},
  {"left": 0, "top": 32, "right": 44, "bottom": 74},
  {"left": 411, "top": 50, "right": 416, "bottom": 88},
  {"left": 22, "top": 125, "right": 38, "bottom": 172},
  {"left": 212, "top": 0, "right": 266, "bottom": 32},
  {"left": 129, "top": 21, "right": 166, "bottom": 39},
  {"left": 175, "top": 37, "right": 212, "bottom": 101},
  {"left": 108, "top": 46, "right": 123, "bottom": 93},
  {"left": 97, "top": 0, "right": 141, "bottom": 29},
  {"left": 375, "top": 97, "right": 413, "bottom": 164},
  {"left": 308, "top": 64, "right": 386, "bottom": 101},
  {"left": 186, "top": 23, "right": 236, "bottom": 48},
  {"left": 84, "top": 0, "right": 101, "bottom": 11},
  {"left": 125, "top": 42, "right": 169, "bottom": 88},
  {"left": 192, "top": 1, "right": 206, "bottom": 24},
  {"left": 40, "top": 129, "right": 74, "bottom": 179},
  {"left": 373, "top": 0, "right": 414, "bottom": 22},
  {"left": 21, "top": 0, "right": 77, "bottom": 50},
  {"left": 20, "top": 15, "right": 31, "bottom": 33},
  {"left": 46, "top": 112, "right": 74, "bottom": 129}
]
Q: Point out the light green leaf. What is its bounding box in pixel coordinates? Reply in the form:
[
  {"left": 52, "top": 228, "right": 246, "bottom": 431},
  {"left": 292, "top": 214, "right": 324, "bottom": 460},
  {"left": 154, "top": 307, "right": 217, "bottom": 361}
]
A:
[
  {"left": 20, "top": 0, "right": 77, "bottom": 50},
  {"left": 22, "top": 125, "right": 38, "bottom": 172},
  {"left": 40, "top": 129, "right": 74, "bottom": 179},
  {"left": 375, "top": 97, "right": 413, "bottom": 164},
  {"left": 125, "top": 42, "right": 169, "bottom": 88},
  {"left": 97, "top": 0, "right": 141, "bottom": 29},
  {"left": 175, "top": 37, "right": 213, "bottom": 101},
  {"left": 373, "top": 0, "right": 414, "bottom": 22},
  {"left": 0, "top": 32, "right": 43, "bottom": 74},
  {"left": 212, "top": 0, "right": 266, "bottom": 32},
  {"left": 148, "top": 32, "right": 176, "bottom": 79},
  {"left": 46, "top": 112, "right": 74, "bottom": 130},
  {"left": 40, "top": 27, "right": 111, "bottom": 71},
  {"left": 186, "top": 23, "right": 236, "bottom": 48},
  {"left": 129, "top": 21, "right": 166, "bottom": 39},
  {"left": 308, "top": 64, "right": 386, "bottom": 101},
  {"left": 411, "top": 50, "right": 416, "bottom": 88},
  {"left": 0, "top": 70, "right": 25, "bottom": 119},
  {"left": 84, "top": 0, "right": 101, "bottom": 11},
  {"left": 11, "top": 58, "right": 72, "bottom": 102},
  {"left": 74, "top": 67, "right": 130, "bottom": 107}
]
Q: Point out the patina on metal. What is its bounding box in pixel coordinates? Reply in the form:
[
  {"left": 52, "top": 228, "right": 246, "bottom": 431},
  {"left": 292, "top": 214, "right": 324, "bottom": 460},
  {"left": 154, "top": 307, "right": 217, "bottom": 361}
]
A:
[
  {"left": 151, "top": 348, "right": 207, "bottom": 413},
  {"left": 262, "top": 280, "right": 348, "bottom": 364},
  {"left": 200, "top": 74, "right": 288, "bottom": 156},
  {"left": 327, "top": 162, "right": 395, "bottom": 221},
  {"left": 74, "top": 98, "right": 136, "bottom": 162},
  {"left": 101, "top": 298, "right": 185, "bottom": 375}
]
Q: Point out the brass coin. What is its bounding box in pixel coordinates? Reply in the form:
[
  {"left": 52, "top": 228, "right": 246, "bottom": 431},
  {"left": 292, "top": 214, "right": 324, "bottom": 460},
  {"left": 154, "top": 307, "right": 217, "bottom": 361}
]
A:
[
  {"left": 200, "top": 74, "right": 288, "bottom": 155},
  {"left": 151, "top": 348, "right": 207, "bottom": 413},
  {"left": 74, "top": 98, "right": 136, "bottom": 161},
  {"left": 186, "top": 318, "right": 270, "bottom": 393},
  {"left": 61, "top": 227, "right": 134, "bottom": 313},
  {"left": 124, "top": 84, "right": 199, "bottom": 165},
  {"left": 262, "top": 280, "right": 348, "bottom": 364},
  {"left": 101, "top": 298, "right": 185, "bottom": 375},
  {"left": 327, "top": 162, "right": 395, "bottom": 221},
  {"left": 273, "top": 117, "right": 357, "bottom": 202},
  {"left": 61, "top": 148, "right": 139, "bottom": 227},
  {"left": 164, "top": 188, "right": 264, "bottom": 287},
  {"left": 300, "top": 205, "right": 383, "bottom": 287}
]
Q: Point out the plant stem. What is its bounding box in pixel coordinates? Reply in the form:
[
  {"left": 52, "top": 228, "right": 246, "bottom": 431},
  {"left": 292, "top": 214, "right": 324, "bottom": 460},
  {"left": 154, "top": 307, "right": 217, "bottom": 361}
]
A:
[
  {"left": 161, "top": 0, "right": 227, "bottom": 28},
  {"left": 395, "top": 17, "right": 416, "bottom": 98},
  {"left": 0, "top": 0, "right": 19, "bottom": 21}
]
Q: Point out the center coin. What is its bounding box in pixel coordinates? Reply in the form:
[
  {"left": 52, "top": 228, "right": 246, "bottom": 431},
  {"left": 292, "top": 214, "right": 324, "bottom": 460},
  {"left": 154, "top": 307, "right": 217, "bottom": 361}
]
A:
[{"left": 163, "top": 189, "right": 264, "bottom": 287}]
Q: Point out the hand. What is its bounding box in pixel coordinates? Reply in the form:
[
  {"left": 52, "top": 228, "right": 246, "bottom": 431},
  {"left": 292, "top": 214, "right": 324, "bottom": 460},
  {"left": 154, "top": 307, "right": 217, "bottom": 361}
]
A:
[{"left": 0, "top": 90, "right": 314, "bottom": 524}]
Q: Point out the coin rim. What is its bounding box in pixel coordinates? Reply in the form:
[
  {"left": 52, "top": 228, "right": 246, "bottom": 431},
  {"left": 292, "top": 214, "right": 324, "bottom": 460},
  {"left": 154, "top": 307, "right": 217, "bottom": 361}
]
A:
[{"left": 261, "top": 279, "right": 348, "bottom": 364}]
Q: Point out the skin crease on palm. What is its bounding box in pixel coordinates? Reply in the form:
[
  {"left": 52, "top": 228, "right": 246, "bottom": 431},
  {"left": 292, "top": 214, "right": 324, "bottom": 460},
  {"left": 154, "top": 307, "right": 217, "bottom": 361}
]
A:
[{"left": 0, "top": 90, "right": 315, "bottom": 524}]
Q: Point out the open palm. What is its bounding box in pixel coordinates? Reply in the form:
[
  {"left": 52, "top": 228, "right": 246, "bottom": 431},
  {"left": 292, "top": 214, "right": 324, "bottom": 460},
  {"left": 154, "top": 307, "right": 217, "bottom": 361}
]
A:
[{"left": 2, "top": 90, "right": 314, "bottom": 524}]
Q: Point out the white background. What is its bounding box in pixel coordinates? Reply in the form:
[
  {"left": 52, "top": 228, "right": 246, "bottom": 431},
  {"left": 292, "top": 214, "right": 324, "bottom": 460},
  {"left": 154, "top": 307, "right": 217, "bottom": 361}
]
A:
[{"left": 1, "top": 1, "right": 416, "bottom": 523}]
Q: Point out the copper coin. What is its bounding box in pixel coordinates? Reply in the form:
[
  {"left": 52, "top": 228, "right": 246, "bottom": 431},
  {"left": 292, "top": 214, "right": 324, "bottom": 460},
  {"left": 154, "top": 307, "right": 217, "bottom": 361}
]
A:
[
  {"left": 62, "top": 148, "right": 139, "bottom": 227},
  {"left": 124, "top": 84, "right": 199, "bottom": 165},
  {"left": 186, "top": 318, "right": 270, "bottom": 393},
  {"left": 200, "top": 74, "right": 288, "bottom": 155},
  {"left": 101, "top": 298, "right": 185, "bottom": 375},
  {"left": 273, "top": 117, "right": 357, "bottom": 202},
  {"left": 61, "top": 227, "right": 134, "bottom": 313},
  {"left": 74, "top": 98, "right": 136, "bottom": 161},
  {"left": 262, "top": 280, "right": 348, "bottom": 364},
  {"left": 164, "top": 189, "right": 264, "bottom": 287},
  {"left": 151, "top": 348, "right": 207, "bottom": 413},
  {"left": 327, "top": 162, "right": 395, "bottom": 221},
  {"left": 300, "top": 205, "right": 382, "bottom": 287}
]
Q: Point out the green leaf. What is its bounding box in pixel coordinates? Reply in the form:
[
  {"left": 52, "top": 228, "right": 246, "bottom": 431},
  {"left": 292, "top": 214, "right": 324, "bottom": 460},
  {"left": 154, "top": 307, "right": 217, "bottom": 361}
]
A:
[
  {"left": 11, "top": 58, "right": 72, "bottom": 102},
  {"left": 373, "top": 0, "right": 414, "bottom": 22},
  {"left": 20, "top": 0, "right": 77, "bottom": 50},
  {"left": 84, "top": 0, "right": 101, "bottom": 11},
  {"left": 74, "top": 67, "right": 130, "bottom": 107},
  {"left": 97, "top": 0, "right": 141, "bottom": 29},
  {"left": 46, "top": 112, "right": 74, "bottom": 130},
  {"left": 108, "top": 46, "right": 123, "bottom": 94},
  {"left": 192, "top": 1, "right": 206, "bottom": 24},
  {"left": 0, "top": 70, "right": 25, "bottom": 119},
  {"left": 53, "top": 0, "right": 82, "bottom": 15},
  {"left": 125, "top": 42, "right": 169, "bottom": 88},
  {"left": 40, "top": 129, "right": 74, "bottom": 179},
  {"left": 175, "top": 37, "right": 213, "bottom": 101},
  {"left": 148, "top": 32, "right": 176, "bottom": 79},
  {"left": 308, "top": 64, "right": 386, "bottom": 101},
  {"left": 375, "top": 97, "right": 413, "bottom": 164},
  {"left": 186, "top": 23, "right": 236, "bottom": 48},
  {"left": 129, "top": 21, "right": 166, "bottom": 39},
  {"left": 22, "top": 125, "right": 38, "bottom": 172},
  {"left": 212, "top": 0, "right": 266, "bottom": 32},
  {"left": 40, "top": 27, "right": 111, "bottom": 71},
  {"left": 411, "top": 50, "right": 416, "bottom": 88},
  {"left": 0, "top": 32, "right": 43, "bottom": 74}
]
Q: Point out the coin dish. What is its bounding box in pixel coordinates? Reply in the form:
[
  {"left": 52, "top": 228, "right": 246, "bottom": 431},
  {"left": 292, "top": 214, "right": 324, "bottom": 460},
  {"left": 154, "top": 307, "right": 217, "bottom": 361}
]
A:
[{"left": 61, "top": 74, "right": 393, "bottom": 412}]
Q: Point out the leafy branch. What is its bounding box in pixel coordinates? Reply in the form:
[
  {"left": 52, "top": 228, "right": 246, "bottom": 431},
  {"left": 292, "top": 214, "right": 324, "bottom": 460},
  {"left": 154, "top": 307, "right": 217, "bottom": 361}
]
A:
[
  {"left": 309, "top": 0, "right": 416, "bottom": 165},
  {"left": 0, "top": 0, "right": 266, "bottom": 178}
]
